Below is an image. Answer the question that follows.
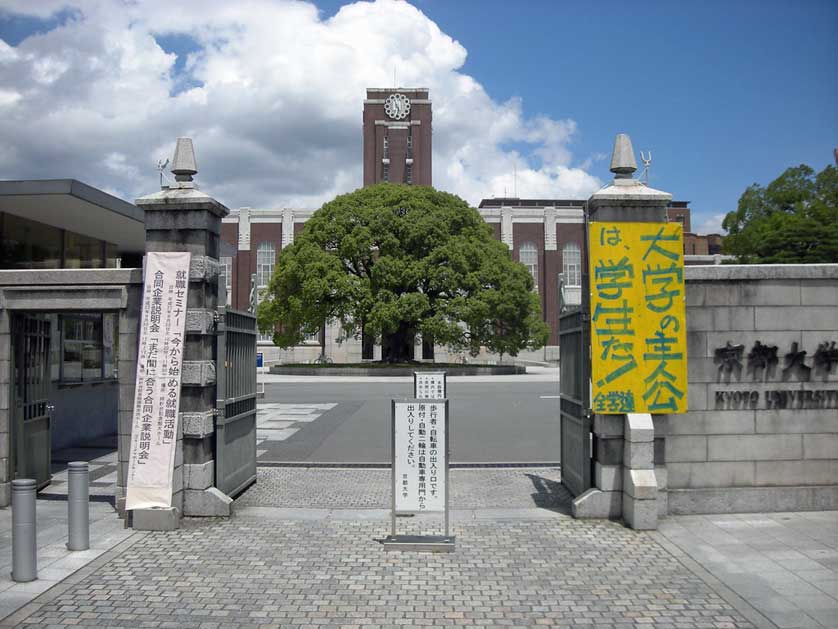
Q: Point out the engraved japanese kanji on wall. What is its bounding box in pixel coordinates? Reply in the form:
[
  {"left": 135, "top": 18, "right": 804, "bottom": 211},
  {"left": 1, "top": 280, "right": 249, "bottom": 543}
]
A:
[{"left": 589, "top": 222, "right": 688, "bottom": 414}]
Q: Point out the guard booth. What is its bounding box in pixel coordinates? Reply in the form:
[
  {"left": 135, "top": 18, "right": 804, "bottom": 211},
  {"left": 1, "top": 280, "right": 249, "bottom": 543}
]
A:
[{"left": 0, "top": 180, "right": 146, "bottom": 507}]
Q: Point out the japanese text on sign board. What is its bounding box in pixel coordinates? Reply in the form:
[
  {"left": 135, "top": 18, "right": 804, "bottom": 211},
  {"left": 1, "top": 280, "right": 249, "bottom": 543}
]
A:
[
  {"left": 394, "top": 401, "right": 446, "bottom": 512},
  {"left": 415, "top": 372, "right": 445, "bottom": 399},
  {"left": 589, "top": 222, "right": 687, "bottom": 414},
  {"left": 126, "top": 252, "right": 191, "bottom": 510}
]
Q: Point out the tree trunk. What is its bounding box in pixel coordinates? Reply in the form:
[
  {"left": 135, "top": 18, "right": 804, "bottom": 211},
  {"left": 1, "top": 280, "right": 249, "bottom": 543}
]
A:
[{"left": 382, "top": 322, "right": 414, "bottom": 363}]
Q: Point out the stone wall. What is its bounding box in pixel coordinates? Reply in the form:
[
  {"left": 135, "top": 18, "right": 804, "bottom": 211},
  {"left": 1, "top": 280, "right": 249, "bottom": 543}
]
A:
[{"left": 665, "top": 264, "right": 838, "bottom": 514}]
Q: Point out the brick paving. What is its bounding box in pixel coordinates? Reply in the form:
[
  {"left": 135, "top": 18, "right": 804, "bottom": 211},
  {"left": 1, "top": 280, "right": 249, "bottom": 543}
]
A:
[
  {"left": 2, "top": 468, "right": 763, "bottom": 628},
  {"left": 10, "top": 512, "right": 755, "bottom": 628},
  {"left": 237, "top": 467, "right": 570, "bottom": 510}
]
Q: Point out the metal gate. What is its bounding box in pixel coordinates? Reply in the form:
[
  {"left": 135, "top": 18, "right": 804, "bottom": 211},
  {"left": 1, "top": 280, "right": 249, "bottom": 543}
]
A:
[
  {"left": 215, "top": 307, "right": 258, "bottom": 497},
  {"left": 559, "top": 307, "right": 592, "bottom": 497},
  {"left": 11, "top": 314, "right": 53, "bottom": 488}
]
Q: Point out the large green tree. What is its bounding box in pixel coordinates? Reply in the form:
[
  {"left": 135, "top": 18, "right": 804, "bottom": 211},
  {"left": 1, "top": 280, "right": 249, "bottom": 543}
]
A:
[
  {"left": 257, "top": 184, "right": 550, "bottom": 362},
  {"left": 722, "top": 164, "right": 838, "bottom": 263}
]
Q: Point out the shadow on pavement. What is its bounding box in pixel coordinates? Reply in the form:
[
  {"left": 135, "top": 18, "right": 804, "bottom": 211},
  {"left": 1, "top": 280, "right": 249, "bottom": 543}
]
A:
[{"left": 525, "top": 472, "right": 573, "bottom": 515}]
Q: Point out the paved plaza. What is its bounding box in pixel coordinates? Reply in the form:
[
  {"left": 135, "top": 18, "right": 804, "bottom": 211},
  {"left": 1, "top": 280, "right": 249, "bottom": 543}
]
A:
[
  {"left": 2, "top": 467, "right": 836, "bottom": 628},
  {"left": 6, "top": 511, "right": 756, "bottom": 628},
  {"left": 238, "top": 467, "right": 569, "bottom": 511}
]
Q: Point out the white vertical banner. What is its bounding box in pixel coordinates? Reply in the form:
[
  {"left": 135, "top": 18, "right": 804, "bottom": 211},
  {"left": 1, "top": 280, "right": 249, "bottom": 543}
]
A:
[
  {"left": 393, "top": 400, "right": 447, "bottom": 512},
  {"left": 126, "top": 252, "right": 191, "bottom": 510}
]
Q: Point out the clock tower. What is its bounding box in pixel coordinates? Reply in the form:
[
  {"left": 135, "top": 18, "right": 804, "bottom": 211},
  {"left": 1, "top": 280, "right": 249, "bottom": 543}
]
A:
[{"left": 363, "top": 88, "right": 432, "bottom": 187}]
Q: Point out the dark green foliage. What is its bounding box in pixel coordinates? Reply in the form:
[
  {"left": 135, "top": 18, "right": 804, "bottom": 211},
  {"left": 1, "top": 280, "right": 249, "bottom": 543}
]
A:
[
  {"left": 722, "top": 165, "right": 838, "bottom": 263},
  {"left": 257, "top": 184, "right": 550, "bottom": 362}
]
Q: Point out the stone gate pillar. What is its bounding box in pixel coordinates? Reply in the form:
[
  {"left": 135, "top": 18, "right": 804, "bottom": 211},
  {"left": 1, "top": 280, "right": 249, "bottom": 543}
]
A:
[
  {"left": 572, "top": 134, "right": 672, "bottom": 529},
  {"left": 133, "top": 137, "right": 233, "bottom": 524}
]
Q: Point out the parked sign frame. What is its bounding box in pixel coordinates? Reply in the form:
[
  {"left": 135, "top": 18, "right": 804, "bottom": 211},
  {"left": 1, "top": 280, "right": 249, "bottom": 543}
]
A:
[{"left": 384, "top": 399, "right": 454, "bottom": 552}]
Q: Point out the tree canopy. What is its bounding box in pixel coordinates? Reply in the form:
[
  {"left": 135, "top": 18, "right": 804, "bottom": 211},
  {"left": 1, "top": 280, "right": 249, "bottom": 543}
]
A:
[
  {"left": 257, "top": 184, "right": 550, "bottom": 362},
  {"left": 722, "top": 164, "right": 838, "bottom": 263}
]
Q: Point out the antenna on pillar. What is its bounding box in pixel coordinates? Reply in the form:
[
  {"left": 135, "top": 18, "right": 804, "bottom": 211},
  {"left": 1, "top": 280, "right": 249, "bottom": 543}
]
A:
[
  {"left": 156, "top": 158, "right": 169, "bottom": 188},
  {"left": 639, "top": 150, "right": 652, "bottom": 183}
]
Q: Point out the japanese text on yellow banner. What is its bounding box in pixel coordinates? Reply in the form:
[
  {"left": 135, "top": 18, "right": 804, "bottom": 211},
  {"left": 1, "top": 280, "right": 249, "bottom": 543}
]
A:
[{"left": 589, "top": 222, "right": 688, "bottom": 414}]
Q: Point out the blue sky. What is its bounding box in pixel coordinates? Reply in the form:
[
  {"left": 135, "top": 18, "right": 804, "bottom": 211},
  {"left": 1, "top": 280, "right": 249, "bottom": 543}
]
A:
[
  {"left": 0, "top": 0, "right": 834, "bottom": 232},
  {"left": 343, "top": 0, "right": 836, "bottom": 231}
]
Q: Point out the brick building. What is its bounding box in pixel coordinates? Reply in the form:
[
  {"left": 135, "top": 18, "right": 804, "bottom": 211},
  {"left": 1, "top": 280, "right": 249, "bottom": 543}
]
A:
[{"left": 220, "top": 88, "right": 724, "bottom": 365}]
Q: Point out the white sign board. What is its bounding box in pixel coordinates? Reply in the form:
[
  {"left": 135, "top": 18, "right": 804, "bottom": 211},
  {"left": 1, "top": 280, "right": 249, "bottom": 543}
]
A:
[
  {"left": 126, "top": 252, "right": 191, "bottom": 510},
  {"left": 393, "top": 401, "right": 447, "bottom": 512},
  {"left": 414, "top": 371, "right": 446, "bottom": 399}
]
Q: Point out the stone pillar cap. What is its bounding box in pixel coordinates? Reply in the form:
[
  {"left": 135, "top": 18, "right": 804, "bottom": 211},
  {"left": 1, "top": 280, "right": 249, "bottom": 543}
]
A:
[
  {"left": 610, "top": 133, "right": 637, "bottom": 178},
  {"left": 171, "top": 137, "right": 198, "bottom": 182}
]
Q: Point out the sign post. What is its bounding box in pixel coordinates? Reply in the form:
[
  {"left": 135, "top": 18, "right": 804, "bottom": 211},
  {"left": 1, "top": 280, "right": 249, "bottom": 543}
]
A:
[
  {"left": 384, "top": 399, "right": 454, "bottom": 552},
  {"left": 413, "top": 371, "right": 446, "bottom": 399}
]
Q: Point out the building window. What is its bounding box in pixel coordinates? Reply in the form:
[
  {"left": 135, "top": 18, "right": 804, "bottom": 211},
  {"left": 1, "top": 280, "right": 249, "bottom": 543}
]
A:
[
  {"left": 256, "top": 242, "right": 275, "bottom": 288},
  {"left": 382, "top": 162, "right": 390, "bottom": 182},
  {"left": 0, "top": 212, "right": 62, "bottom": 269},
  {"left": 519, "top": 242, "right": 538, "bottom": 291},
  {"left": 60, "top": 313, "right": 117, "bottom": 382},
  {"left": 220, "top": 256, "right": 232, "bottom": 306},
  {"left": 256, "top": 243, "right": 276, "bottom": 342},
  {"left": 405, "top": 163, "right": 412, "bottom": 184},
  {"left": 64, "top": 230, "right": 104, "bottom": 268},
  {"left": 422, "top": 335, "right": 434, "bottom": 360},
  {"left": 362, "top": 326, "right": 374, "bottom": 360},
  {"left": 0, "top": 212, "right": 120, "bottom": 270},
  {"left": 383, "top": 135, "right": 389, "bottom": 159},
  {"left": 406, "top": 134, "right": 413, "bottom": 159},
  {"left": 563, "top": 243, "right": 581, "bottom": 287}
]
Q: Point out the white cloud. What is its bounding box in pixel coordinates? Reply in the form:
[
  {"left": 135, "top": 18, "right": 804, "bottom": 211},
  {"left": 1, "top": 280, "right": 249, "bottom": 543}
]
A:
[
  {"left": 0, "top": 88, "right": 21, "bottom": 107},
  {"left": 694, "top": 213, "right": 727, "bottom": 235},
  {"left": 0, "top": 0, "right": 602, "bottom": 208}
]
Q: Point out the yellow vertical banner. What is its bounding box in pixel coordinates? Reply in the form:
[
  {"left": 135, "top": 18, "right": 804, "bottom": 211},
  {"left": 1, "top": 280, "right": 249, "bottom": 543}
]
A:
[{"left": 588, "top": 222, "right": 688, "bottom": 414}]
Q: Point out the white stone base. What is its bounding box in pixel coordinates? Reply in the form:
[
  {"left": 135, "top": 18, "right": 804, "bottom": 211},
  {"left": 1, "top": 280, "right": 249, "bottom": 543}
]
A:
[
  {"left": 133, "top": 507, "right": 180, "bottom": 531},
  {"left": 572, "top": 488, "right": 622, "bottom": 519},
  {"left": 184, "top": 487, "right": 233, "bottom": 517}
]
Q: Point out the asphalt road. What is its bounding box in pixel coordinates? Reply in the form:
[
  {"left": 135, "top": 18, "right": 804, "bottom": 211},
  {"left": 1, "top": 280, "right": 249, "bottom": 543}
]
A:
[{"left": 257, "top": 379, "right": 561, "bottom": 464}]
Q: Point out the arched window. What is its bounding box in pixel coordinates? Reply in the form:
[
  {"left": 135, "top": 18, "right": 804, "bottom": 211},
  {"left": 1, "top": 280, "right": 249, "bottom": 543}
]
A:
[
  {"left": 256, "top": 242, "right": 276, "bottom": 288},
  {"left": 519, "top": 242, "right": 538, "bottom": 290},
  {"left": 562, "top": 243, "right": 581, "bottom": 287}
]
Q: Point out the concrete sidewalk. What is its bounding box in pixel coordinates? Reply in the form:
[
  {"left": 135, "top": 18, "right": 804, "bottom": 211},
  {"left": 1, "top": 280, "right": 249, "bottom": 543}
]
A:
[
  {"left": 0, "top": 498, "right": 140, "bottom": 622},
  {"left": 657, "top": 512, "right": 838, "bottom": 628}
]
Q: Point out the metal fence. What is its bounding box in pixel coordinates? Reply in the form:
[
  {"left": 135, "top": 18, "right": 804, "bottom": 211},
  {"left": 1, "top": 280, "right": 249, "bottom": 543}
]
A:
[
  {"left": 215, "top": 307, "right": 258, "bottom": 498},
  {"left": 559, "top": 307, "right": 592, "bottom": 497}
]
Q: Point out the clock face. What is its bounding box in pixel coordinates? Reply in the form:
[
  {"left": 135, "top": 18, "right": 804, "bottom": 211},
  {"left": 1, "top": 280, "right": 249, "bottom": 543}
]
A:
[{"left": 384, "top": 93, "right": 411, "bottom": 120}]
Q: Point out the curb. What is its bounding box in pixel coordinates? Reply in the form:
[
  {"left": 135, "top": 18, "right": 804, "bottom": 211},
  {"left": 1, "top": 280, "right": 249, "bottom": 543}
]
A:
[{"left": 269, "top": 365, "right": 526, "bottom": 377}]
